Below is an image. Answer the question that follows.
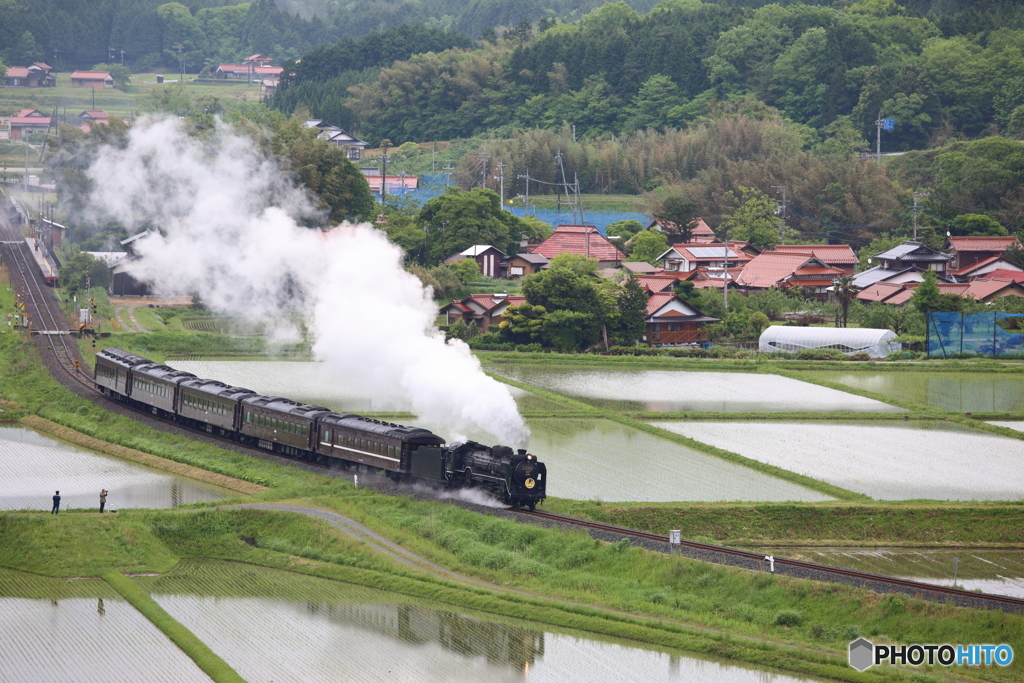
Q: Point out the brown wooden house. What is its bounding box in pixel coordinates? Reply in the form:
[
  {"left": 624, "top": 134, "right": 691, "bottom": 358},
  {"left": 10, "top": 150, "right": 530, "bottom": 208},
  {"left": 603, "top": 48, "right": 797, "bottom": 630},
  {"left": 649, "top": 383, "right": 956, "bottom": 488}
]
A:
[{"left": 645, "top": 293, "right": 717, "bottom": 346}]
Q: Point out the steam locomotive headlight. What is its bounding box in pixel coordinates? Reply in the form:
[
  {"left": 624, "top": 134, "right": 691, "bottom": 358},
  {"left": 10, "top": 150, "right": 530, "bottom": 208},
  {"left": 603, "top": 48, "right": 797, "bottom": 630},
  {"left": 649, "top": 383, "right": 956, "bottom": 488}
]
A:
[{"left": 524, "top": 478, "right": 535, "bottom": 489}]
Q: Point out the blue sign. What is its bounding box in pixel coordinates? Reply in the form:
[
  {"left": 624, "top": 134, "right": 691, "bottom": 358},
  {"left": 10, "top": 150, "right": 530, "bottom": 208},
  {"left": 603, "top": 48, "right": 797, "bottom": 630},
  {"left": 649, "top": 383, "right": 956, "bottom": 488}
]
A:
[{"left": 882, "top": 118, "right": 895, "bottom": 130}]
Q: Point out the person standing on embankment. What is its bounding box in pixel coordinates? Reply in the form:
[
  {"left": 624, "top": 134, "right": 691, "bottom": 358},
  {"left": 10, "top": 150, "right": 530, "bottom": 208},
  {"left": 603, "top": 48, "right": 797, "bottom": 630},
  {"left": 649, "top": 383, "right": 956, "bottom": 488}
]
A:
[
  {"left": 100, "top": 489, "right": 107, "bottom": 513},
  {"left": 51, "top": 491, "right": 60, "bottom": 514}
]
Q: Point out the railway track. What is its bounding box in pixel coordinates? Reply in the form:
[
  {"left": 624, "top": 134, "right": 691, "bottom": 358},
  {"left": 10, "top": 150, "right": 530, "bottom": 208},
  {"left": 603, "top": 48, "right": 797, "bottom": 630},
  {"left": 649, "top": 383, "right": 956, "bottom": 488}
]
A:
[
  {"left": 518, "top": 509, "right": 1024, "bottom": 613},
  {"left": 3, "top": 198, "right": 1021, "bottom": 614},
  {"left": 0, "top": 205, "right": 96, "bottom": 395}
]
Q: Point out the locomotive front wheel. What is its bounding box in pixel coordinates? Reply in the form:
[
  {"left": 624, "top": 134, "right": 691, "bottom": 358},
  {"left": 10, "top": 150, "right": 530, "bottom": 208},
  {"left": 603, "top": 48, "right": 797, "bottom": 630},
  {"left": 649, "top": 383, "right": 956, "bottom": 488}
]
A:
[{"left": 528, "top": 502, "right": 536, "bottom": 511}]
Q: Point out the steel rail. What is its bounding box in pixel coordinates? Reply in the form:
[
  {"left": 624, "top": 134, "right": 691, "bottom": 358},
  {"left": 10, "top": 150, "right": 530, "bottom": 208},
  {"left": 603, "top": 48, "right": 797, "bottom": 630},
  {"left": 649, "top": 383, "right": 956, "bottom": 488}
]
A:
[
  {"left": 519, "top": 509, "right": 1024, "bottom": 608},
  {"left": 0, "top": 207, "right": 96, "bottom": 393}
]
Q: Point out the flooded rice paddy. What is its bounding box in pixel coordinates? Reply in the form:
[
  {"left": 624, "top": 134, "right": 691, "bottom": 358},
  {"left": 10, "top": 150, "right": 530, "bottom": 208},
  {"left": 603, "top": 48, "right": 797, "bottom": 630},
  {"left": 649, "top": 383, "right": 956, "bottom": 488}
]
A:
[
  {"left": 417, "top": 418, "right": 831, "bottom": 503},
  {"left": 0, "top": 568, "right": 211, "bottom": 682},
  {"left": 989, "top": 421, "right": 1024, "bottom": 433},
  {"left": 801, "top": 371, "right": 1024, "bottom": 412},
  {"left": 488, "top": 365, "right": 901, "bottom": 413},
  {"left": 169, "top": 360, "right": 566, "bottom": 413},
  {"left": 652, "top": 421, "right": 1024, "bottom": 500},
  {"left": 137, "top": 559, "right": 820, "bottom": 683},
  {"left": 0, "top": 426, "right": 232, "bottom": 511},
  {"left": 760, "top": 547, "right": 1024, "bottom": 599}
]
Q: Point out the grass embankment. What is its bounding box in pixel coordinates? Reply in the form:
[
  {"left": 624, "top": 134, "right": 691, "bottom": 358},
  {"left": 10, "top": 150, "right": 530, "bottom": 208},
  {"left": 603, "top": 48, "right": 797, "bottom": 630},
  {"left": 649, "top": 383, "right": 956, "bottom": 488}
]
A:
[
  {"left": 543, "top": 501, "right": 1024, "bottom": 547},
  {"left": 2, "top": 506, "right": 1020, "bottom": 682},
  {"left": 102, "top": 570, "right": 246, "bottom": 683}
]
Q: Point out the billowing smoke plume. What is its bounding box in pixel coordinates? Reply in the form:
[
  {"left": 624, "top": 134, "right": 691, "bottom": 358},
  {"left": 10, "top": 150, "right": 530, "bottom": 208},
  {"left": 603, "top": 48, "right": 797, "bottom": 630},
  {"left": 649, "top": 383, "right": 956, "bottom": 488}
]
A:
[{"left": 82, "top": 116, "right": 528, "bottom": 445}]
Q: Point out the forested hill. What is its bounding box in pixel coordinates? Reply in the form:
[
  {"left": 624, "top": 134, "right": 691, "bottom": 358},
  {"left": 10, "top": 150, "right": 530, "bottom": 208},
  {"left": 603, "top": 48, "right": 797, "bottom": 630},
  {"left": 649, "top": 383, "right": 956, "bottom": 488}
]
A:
[{"left": 270, "top": 0, "right": 1024, "bottom": 149}]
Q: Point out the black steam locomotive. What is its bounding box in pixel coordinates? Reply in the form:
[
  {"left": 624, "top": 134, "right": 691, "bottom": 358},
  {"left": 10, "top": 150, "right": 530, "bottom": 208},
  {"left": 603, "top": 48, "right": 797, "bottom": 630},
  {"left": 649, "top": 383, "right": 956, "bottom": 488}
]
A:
[{"left": 93, "top": 348, "right": 546, "bottom": 509}]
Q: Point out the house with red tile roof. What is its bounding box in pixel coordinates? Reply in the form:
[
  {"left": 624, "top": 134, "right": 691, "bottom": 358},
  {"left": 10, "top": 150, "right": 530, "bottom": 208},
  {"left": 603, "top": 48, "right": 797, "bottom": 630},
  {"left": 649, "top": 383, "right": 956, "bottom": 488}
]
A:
[
  {"left": 635, "top": 274, "right": 678, "bottom": 294},
  {"left": 677, "top": 266, "right": 741, "bottom": 289},
  {"left": 648, "top": 217, "right": 717, "bottom": 244},
  {"left": 949, "top": 255, "right": 1023, "bottom": 281},
  {"left": 8, "top": 108, "right": 51, "bottom": 140},
  {"left": 735, "top": 253, "right": 843, "bottom": 296},
  {"left": 439, "top": 293, "right": 526, "bottom": 331},
  {"left": 3, "top": 63, "right": 54, "bottom": 87},
  {"left": 860, "top": 277, "right": 1024, "bottom": 306},
  {"left": 657, "top": 242, "right": 753, "bottom": 273},
  {"left": 943, "top": 236, "right": 1020, "bottom": 271},
  {"left": 70, "top": 71, "right": 114, "bottom": 88},
  {"left": 644, "top": 293, "right": 718, "bottom": 346},
  {"left": 530, "top": 225, "right": 625, "bottom": 267},
  {"left": 215, "top": 64, "right": 283, "bottom": 80},
  {"left": 985, "top": 269, "right": 1024, "bottom": 283},
  {"left": 770, "top": 244, "right": 859, "bottom": 275}
]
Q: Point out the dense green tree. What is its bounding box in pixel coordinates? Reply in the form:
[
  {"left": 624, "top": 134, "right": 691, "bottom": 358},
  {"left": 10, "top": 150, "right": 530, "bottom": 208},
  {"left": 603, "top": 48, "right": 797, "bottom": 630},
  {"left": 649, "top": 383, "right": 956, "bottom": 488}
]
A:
[
  {"left": 718, "top": 186, "right": 788, "bottom": 250},
  {"left": 653, "top": 196, "right": 699, "bottom": 243},
  {"left": 605, "top": 219, "right": 645, "bottom": 241},
  {"left": 416, "top": 187, "right": 532, "bottom": 265},
  {"left": 60, "top": 253, "right": 111, "bottom": 295},
  {"left": 948, "top": 214, "right": 1008, "bottom": 237},
  {"left": 627, "top": 229, "right": 668, "bottom": 266},
  {"left": 498, "top": 302, "right": 546, "bottom": 344},
  {"left": 91, "top": 63, "right": 132, "bottom": 87},
  {"left": 910, "top": 269, "right": 941, "bottom": 314},
  {"left": 612, "top": 273, "right": 647, "bottom": 346},
  {"left": 284, "top": 136, "right": 375, "bottom": 224}
]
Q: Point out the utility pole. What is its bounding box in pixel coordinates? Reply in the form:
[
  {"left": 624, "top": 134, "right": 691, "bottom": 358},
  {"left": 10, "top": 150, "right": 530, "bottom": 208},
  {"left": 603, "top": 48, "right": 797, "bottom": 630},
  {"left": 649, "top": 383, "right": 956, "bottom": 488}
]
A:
[
  {"left": 478, "top": 151, "right": 490, "bottom": 189},
  {"left": 574, "top": 172, "right": 583, "bottom": 225},
  {"left": 517, "top": 170, "right": 531, "bottom": 216},
  {"left": 442, "top": 162, "right": 453, "bottom": 188},
  {"left": 380, "top": 139, "right": 392, "bottom": 198},
  {"left": 52, "top": 48, "right": 61, "bottom": 68},
  {"left": 723, "top": 230, "right": 729, "bottom": 310},
  {"left": 120, "top": 48, "right": 126, "bottom": 65},
  {"left": 494, "top": 161, "right": 506, "bottom": 209},
  {"left": 912, "top": 191, "right": 929, "bottom": 241},
  {"left": 109, "top": 46, "right": 115, "bottom": 62},
  {"left": 772, "top": 185, "right": 787, "bottom": 245}
]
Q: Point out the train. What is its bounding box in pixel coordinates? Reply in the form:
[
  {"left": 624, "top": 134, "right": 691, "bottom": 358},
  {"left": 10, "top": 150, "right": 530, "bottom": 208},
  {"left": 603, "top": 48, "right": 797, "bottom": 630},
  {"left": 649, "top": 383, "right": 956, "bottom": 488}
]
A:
[{"left": 93, "top": 348, "right": 547, "bottom": 510}]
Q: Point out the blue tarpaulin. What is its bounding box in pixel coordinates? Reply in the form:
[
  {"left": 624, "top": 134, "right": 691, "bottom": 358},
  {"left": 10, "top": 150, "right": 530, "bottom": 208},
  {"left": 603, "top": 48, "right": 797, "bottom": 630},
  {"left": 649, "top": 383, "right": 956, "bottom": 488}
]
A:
[{"left": 927, "top": 312, "right": 1024, "bottom": 357}]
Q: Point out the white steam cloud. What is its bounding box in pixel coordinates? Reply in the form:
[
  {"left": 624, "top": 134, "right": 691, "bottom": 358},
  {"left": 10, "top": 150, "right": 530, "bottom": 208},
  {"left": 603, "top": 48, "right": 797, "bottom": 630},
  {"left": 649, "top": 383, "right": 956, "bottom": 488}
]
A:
[{"left": 81, "top": 116, "right": 528, "bottom": 446}]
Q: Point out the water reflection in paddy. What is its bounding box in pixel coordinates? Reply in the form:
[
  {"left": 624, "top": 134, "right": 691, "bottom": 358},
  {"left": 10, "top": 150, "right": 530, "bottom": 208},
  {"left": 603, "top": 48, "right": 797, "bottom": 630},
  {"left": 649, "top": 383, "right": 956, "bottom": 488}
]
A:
[
  {"left": 169, "top": 360, "right": 565, "bottom": 413},
  {"left": 759, "top": 547, "right": 1024, "bottom": 599},
  {"left": 140, "top": 560, "right": 821, "bottom": 683},
  {"left": 0, "top": 569, "right": 210, "bottom": 682},
  {"left": 489, "top": 366, "right": 901, "bottom": 413},
  {"left": 654, "top": 421, "right": 1024, "bottom": 500},
  {"left": 801, "top": 371, "right": 1024, "bottom": 412},
  {"left": 407, "top": 417, "right": 831, "bottom": 503},
  {"left": 0, "top": 426, "right": 232, "bottom": 511}
]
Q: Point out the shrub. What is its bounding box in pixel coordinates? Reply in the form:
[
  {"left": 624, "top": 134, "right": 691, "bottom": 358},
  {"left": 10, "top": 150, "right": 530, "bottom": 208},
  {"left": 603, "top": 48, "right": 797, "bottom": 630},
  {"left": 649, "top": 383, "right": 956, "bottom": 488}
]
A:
[
  {"left": 795, "top": 349, "right": 846, "bottom": 360},
  {"left": 467, "top": 332, "right": 514, "bottom": 351},
  {"left": 774, "top": 610, "right": 804, "bottom": 627},
  {"left": 515, "top": 343, "right": 543, "bottom": 353},
  {"left": 667, "top": 347, "right": 709, "bottom": 358},
  {"left": 849, "top": 352, "right": 871, "bottom": 361}
]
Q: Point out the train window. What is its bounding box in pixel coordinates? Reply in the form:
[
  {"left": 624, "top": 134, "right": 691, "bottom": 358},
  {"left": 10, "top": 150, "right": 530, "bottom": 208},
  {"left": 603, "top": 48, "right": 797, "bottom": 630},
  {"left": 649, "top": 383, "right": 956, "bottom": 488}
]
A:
[{"left": 323, "top": 429, "right": 330, "bottom": 441}]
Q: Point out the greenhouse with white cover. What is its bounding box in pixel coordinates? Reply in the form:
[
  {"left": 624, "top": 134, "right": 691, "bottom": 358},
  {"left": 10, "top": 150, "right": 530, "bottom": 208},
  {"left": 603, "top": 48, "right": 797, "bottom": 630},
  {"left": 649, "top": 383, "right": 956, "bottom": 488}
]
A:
[{"left": 758, "top": 327, "right": 901, "bottom": 358}]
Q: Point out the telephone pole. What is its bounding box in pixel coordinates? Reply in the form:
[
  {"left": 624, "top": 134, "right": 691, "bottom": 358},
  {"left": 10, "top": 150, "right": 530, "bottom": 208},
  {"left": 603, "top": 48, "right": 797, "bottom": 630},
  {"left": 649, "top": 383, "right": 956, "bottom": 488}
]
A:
[
  {"left": 442, "top": 163, "right": 453, "bottom": 188},
  {"left": 517, "top": 170, "right": 531, "bottom": 215},
  {"left": 912, "top": 191, "right": 929, "bottom": 241},
  {"left": 771, "top": 185, "right": 787, "bottom": 245},
  {"left": 494, "top": 161, "right": 506, "bottom": 209},
  {"left": 478, "top": 151, "right": 490, "bottom": 189}
]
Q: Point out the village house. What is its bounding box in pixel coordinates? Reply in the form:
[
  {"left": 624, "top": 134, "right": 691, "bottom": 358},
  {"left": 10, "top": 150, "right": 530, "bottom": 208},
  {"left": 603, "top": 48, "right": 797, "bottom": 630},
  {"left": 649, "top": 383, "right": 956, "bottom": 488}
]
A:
[
  {"left": 736, "top": 252, "right": 844, "bottom": 296},
  {"left": 445, "top": 245, "right": 506, "bottom": 279},
  {"left": 770, "top": 244, "right": 859, "bottom": 275},
  {"left": 304, "top": 120, "right": 369, "bottom": 159},
  {"left": 3, "top": 63, "right": 55, "bottom": 87},
  {"left": 215, "top": 64, "right": 283, "bottom": 81},
  {"left": 644, "top": 292, "right": 718, "bottom": 346},
  {"left": 70, "top": 71, "right": 114, "bottom": 88},
  {"left": 529, "top": 224, "right": 626, "bottom": 268},
  {"left": 851, "top": 241, "right": 953, "bottom": 289},
  {"left": 243, "top": 54, "right": 274, "bottom": 67},
  {"left": 503, "top": 252, "right": 549, "bottom": 279},
  {"left": 943, "top": 236, "right": 1020, "bottom": 271},
  {"left": 439, "top": 293, "right": 525, "bottom": 331},
  {"left": 656, "top": 242, "right": 755, "bottom": 273},
  {"left": 8, "top": 108, "right": 50, "bottom": 140},
  {"left": 648, "top": 217, "right": 717, "bottom": 244}
]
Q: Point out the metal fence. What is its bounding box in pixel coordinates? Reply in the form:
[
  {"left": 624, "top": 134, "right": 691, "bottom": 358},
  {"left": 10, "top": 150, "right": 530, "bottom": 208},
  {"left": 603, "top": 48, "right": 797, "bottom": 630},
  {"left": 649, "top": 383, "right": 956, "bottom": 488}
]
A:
[{"left": 927, "top": 312, "right": 1024, "bottom": 357}]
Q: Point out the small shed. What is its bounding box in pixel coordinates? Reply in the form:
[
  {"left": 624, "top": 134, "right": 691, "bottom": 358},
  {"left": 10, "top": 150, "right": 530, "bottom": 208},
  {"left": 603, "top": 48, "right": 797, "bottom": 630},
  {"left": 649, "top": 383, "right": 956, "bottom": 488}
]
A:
[{"left": 759, "top": 327, "right": 900, "bottom": 358}]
